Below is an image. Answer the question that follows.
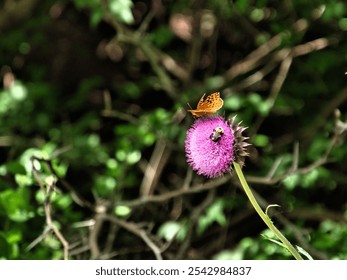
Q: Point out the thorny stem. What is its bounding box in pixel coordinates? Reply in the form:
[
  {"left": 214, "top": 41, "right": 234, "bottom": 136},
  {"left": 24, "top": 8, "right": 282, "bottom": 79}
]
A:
[{"left": 233, "top": 161, "right": 303, "bottom": 260}]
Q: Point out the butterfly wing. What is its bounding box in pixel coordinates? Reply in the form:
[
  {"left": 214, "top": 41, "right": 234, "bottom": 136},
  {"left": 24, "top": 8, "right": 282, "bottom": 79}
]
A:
[
  {"left": 197, "top": 94, "right": 206, "bottom": 108},
  {"left": 201, "top": 92, "right": 223, "bottom": 110},
  {"left": 187, "top": 92, "right": 223, "bottom": 117},
  {"left": 187, "top": 109, "right": 213, "bottom": 117}
]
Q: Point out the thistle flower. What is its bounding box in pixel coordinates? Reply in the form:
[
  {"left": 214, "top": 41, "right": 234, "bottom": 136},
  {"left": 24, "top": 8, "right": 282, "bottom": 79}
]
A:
[{"left": 185, "top": 115, "right": 249, "bottom": 178}]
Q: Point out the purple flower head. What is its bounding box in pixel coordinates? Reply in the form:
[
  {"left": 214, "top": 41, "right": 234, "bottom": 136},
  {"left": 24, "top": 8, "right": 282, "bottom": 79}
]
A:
[
  {"left": 185, "top": 116, "right": 235, "bottom": 178},
  {"left": 185, "top": 116, "right": 250, "bottom": 178}
]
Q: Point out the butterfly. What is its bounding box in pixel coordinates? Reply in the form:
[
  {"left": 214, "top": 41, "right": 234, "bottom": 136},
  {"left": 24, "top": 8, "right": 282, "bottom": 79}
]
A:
[{"left": 187, "top": 92, "right": 223, "bottom": 117}]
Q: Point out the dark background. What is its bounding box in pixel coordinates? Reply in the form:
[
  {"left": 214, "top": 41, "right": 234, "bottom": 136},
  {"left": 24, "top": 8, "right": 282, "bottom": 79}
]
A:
[{"left": 0, "top": 0, "right": 347, "bottom": 260}]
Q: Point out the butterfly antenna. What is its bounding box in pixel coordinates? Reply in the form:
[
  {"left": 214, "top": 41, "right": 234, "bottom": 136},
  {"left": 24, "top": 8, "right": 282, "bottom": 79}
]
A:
[{"left": 187, "top": 103, "right": 193, "bottom": 110}]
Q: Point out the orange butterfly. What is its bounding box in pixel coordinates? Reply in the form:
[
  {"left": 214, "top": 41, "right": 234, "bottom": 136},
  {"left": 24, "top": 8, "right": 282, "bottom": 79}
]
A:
[{"left": 187, "top": 92, "right": 223, "bottom": 117}]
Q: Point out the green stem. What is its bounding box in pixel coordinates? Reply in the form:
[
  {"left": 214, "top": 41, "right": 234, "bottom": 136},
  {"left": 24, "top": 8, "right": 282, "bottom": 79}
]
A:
[{"left": 233, "top": 161, "right": 303, "bottom": 260}]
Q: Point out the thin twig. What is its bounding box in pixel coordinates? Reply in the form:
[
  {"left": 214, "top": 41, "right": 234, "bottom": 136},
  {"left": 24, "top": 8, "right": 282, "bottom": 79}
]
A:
[
  {"left": 100, "top": 1, "right": 177, "bottom": 99},
  {"left": 269, "top": 55, "right": 293, "bottom": 102},
  {"left": 104, "top": 215, "right": 163, "bottom": 260},
  {"left": 118, "top": 133, "right": 336, "bottom": 207},
  {"left": 102, "top": 222, "right": 119, "bottom": 255},
  {"left": 140, "top": 137, "right": 169, "bottom": 196},
  {"left": 30, "top": 156, "right": 69, "bottom": 260},
  {"left": 247, "top": 131, "right": 338, "bottom": 185},
  {"left": 224, "top": 34, "right": 283, "bottom": 81},
  {"left": 290, "top": 142, "right": 300, "bottom": 172},
  {"left": 118, "top": 176, "right": 229, "bottom": 208},
  {"left": 266, "top": 157, "right": 283, "bottom": 179},
  {"left": 26, "top": 227, "right": 50, "bottom": 252},
  {"left": 89, "top": 202, "right": 108, "bottom": 259},
  {"left": 89, "top": 213, "right": 103, "bottom": 259},
  {"left": 32, "top": 156, "right": 94, "bottom": 210},
  {"left": 176, "top": 190, "right": 216, "bottom": 259},
  {"left": 102, "top": 91, "right": 140, "bottom": 125}
]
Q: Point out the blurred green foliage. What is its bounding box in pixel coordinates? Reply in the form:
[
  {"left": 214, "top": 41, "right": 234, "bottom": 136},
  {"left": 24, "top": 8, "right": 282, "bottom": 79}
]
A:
[{"left": 0, "top": 0, "right": 347, "bottom": 260}]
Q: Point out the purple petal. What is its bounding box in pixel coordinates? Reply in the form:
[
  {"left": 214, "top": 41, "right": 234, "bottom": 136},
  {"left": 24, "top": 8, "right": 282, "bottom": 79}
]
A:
[{"left": 185, "top": 116, "right": 235, "bottom": 178}]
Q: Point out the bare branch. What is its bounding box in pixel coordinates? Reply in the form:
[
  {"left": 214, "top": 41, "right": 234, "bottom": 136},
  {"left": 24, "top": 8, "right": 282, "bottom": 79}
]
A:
[
  {"left": 30, "top": 156, "right": 69, "bottom": 260},
  {"left": 118, "top": 176, "right": 229, "bottom": 208},
  {"left": 247, "top": 127, "right": 339, "bottom": 185},
  {"left": 224, "top": 34, "right": 283, "bottom": 81},
  {"left": 104, "top": 215, "right": 163, "bottom": 260},
  {"left": 140, "top": 137, "right": 170, "bottom": 196},
  {"left": 176, "top": 190, "right": 216, "bottom": 259},
  {"left": 33, "top": 157, "right": 94, "bottom": 210}
]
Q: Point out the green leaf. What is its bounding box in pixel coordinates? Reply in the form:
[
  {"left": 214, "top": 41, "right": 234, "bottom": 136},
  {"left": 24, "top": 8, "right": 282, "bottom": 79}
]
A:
[
  {"left": 253, "top": 134, "right": 269, "bottom": 147},
  {"left": 258, "top": 101, "right": 271, "bottom": 116},
  {"left": 106, "top": 158, "right": 119, "bottom": 169},
  {"left": 116, "top": 150, "right": 127, "bottom": 161},
  {"left": 51, "top": 160, "right": 68, "bottom": 178},
  {"left": 224, "top": 95, "right": 242, "bottom": 110},
  {"left": 118, "top": 82, "right": 141, "bottom": 99},
  {"left": 235, "top": 0, "right": 250, "bottom": 14},
  {"left": 114, "top": 205, "right": 131, "bottom": 217},
  {"left": 94, "top": 175, "right": 117, "bottom": 198},
  {"left": 0, "top": 187, "right": 34, "bottom": 222},
  {"left": 35, "top": 189, "right": 45, "bottom": 204},
  {"left": 126, "top": 150, "right": 141, "bottom": 165},
  {"left": 250, "top": 8, "right": 265, "bottom": 22},
  {"left": 19, "top": 148, "right": 46, "bottom": 174},
  {"left": 15, "top": 174, "right": 33, "bottom": 187},
  {"left": 204, "top": 76, "right": 224, "bottom": 89},
  {"left": 149, "top": 26, "right": 174, "bottom": 48},
  {"left": 90, "top": 9, "right": 104, "bottom": 28},
  {"left": 198, "top": 199, "right": 226, "bottom": 235},
  {"left": 283, "top": 174, "right": 300, "bottom": 190},
  {"left": 9, "top": 81, "right": 28, "bottom": 101},
  {"left": 322, "top": 2, "right": 345, "bottom": 21},
  {"left": 157, "top": 221, "right": 186, "bottom": 242},
  {"left": 339, "top": 18, "right": 347, "bottom": 30},
  {"left": 56, "top": 194, "right": 73, "bottom": 209},
  {"left": 3, "top": 161, "right": 26, "bottom": 175},
  {"left": 109, "top": 0, "right": 134, "bottom": 24},
  {"left": 0, "top": 234, "right": 11, "bottom": 259},
  {"left": 301, "top": 169, "right": 319, "bottom": 188},
  {"left": 213, "top": 249, "right": 243, "bottom": 260},
  {"left": 4, "top": 229, "right": 22, "bottom": 244}
]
